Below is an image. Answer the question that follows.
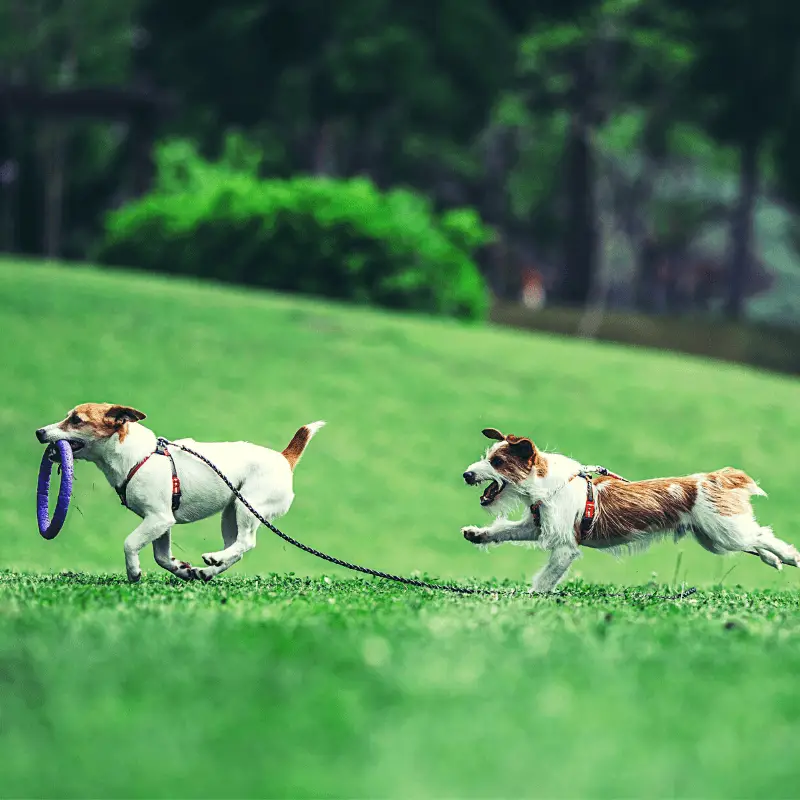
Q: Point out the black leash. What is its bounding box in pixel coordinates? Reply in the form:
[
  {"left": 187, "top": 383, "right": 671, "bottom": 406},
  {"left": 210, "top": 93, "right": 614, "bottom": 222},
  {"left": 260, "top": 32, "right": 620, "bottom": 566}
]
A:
[{"left": 162, "top": 439, "right": 697, "bottom": 602}]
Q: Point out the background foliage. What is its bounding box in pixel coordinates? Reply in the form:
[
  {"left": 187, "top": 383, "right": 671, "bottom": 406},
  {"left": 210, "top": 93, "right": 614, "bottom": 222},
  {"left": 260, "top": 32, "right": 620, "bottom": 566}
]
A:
[
  {"left": 96, "top": 139, "right": 491, "bottom": 319},
  {"left": 1, "top": 0, "right": 799, "bottom": 323}
]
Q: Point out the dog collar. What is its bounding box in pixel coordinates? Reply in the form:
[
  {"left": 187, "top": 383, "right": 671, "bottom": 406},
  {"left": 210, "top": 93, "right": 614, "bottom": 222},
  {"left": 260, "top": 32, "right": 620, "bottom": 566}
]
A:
[
  {"left": 529, "top": 473, "right": 596, "bottom": 540},
  {"left": 116, "top": 437, "right": 182, "bottom": 512}
]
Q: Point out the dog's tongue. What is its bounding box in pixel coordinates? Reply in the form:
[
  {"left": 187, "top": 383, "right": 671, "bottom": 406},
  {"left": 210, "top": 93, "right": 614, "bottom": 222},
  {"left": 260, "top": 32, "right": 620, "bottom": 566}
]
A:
[{"left": 480, "top": 480, "right": 501, "bottom": 505}]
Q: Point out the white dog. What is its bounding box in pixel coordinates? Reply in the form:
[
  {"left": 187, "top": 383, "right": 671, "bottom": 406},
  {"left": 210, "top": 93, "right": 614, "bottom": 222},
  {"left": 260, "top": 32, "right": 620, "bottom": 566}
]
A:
[
  {"left": 461, "top": 427, "right": 799, "bottom": 593},
  {"left": 36, "top": 403, "right": 324, "bottom": 582}
]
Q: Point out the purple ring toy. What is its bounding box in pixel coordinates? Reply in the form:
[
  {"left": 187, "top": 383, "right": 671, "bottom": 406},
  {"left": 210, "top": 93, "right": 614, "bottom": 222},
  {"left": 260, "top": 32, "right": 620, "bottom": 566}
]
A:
[{"left": 37, "top": 440, "right": 74, "bottom": 540}]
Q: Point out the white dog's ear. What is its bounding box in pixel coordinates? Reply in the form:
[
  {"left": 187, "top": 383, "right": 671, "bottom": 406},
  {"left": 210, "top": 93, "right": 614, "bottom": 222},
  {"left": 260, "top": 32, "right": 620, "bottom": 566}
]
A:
[
  {"left": 106, "top": 405, "right": 147, "bottom": 425},
  {"left": 482, "top": 428, "right": 505, "bottom": 441}
]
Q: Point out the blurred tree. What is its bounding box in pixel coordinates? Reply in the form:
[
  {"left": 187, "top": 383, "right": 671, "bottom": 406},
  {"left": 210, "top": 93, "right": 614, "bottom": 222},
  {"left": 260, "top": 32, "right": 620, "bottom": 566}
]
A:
[
  {"left": 676, "top": 0, "right": 800, "bottom": 318},
  {"left": 511, "top": 0, "right": 694, "bottom": 307},
  {"left": 141, "top": 0, "right": 515, "bottom": 195},
  {"left": 0, "top": 0, "right": 141, "bottom": 255}
]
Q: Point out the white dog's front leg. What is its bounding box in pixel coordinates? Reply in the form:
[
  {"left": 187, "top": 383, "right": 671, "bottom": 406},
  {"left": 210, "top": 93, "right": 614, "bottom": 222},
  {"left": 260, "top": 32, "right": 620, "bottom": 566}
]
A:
[
  {"left": 462, "top": 515, "right": 538, "bottom": 547},
  {"left": 123, "top": 514, "right": 175, "bottom": 582},
  {"left": 152, "top": 531, "right": 195, "bottom": 582},
  {"left": 530, "top": 546, "right": 580, "bottom": 593}
]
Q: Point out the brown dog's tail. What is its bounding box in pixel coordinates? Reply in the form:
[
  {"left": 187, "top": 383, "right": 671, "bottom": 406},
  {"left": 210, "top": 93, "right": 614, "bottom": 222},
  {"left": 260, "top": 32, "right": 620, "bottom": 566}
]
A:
[{"left": 282, "top": 421, "right": 326, "bottom": 470}]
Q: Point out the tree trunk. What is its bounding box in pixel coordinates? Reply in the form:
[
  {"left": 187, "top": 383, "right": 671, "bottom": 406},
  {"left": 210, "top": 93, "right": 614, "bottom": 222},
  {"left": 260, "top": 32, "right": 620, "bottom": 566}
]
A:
[
  {"left": 726, "top": 135, "right": 760, "bottom": 320},
  {"left": 482, "top": 124, "right": 512, "bottom": 300},
  {"left": 632, "top": 99, "right": 670, "bottom": 312},
  {"left": 41, "top": 120, "right": 66, "bottom": 259},
  {"left": 0, "top": 116, "right": 20, "bottom": 252},
  {"left": 312, "top": 120, "right": 336, "bottom": 176},
  {"left": 559, "top": 56, "right": 596, "bottom": 307},
  {"left": 129, "top": 111, "right": 156, "bottom": 196}
]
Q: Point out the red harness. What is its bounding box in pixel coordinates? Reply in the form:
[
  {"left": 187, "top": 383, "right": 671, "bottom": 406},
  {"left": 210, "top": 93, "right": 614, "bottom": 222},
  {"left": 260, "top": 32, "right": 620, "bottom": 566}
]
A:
[{"left": 116, "top": 438, "right": 182, "bottom": 512}]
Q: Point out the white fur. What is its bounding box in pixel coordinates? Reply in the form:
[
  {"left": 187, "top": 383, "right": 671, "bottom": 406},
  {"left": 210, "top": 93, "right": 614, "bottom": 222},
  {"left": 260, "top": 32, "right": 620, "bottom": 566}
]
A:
[
  {"left": 37, "top": 415, "right": 324, "bottom": 582},
  {"left": 462, "top": 443, "right": 799, "bottom": 592}
]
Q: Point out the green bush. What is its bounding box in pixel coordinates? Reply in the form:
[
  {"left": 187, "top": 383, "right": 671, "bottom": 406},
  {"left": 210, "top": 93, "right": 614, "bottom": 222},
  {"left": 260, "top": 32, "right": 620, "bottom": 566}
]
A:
[{"left": 96, "top": 138, "right": 492, "bottom": 319}]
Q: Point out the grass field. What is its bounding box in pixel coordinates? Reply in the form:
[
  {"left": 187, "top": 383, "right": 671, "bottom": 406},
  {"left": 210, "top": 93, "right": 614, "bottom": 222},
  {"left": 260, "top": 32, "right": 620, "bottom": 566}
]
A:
[
  {"left": 2, "top": 258, "right": 800, "bottom": 797},
  {"left": 4, "top": 574, "right": 800, "bottom": 798}
]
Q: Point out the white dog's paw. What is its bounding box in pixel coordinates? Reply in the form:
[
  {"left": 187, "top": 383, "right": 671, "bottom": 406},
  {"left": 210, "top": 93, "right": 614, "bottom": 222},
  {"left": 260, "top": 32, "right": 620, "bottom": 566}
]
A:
[
  {"left": 755, "top": 549, "right": 782, "bottom": 571},
  {"left": 189, "top": 566, "right": 216, "bottom": 583},
  {"left": 172, "top": 560, "right": 196, "bottom": 581},
  {"left": 462, "top": 526, "right": 486, "bottom": 545},
  {"left": 127, "top": 569, "right": 142, "bottom": 583},
  {"left": 202, "top": 551, "right": 224, "bottom": 567}
]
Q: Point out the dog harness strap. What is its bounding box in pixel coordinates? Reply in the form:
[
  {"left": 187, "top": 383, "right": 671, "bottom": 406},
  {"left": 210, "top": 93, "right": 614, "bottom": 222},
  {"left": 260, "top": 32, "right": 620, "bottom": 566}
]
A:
[
  {"left": 579, "top": 475, "right": 596, "bottom": 538},
  {"left": 156, "top": 438, "right": 182, "bottom": 512},
  {"left": 115, "top": 454, "right": 154, "bottom": 506},
  {"left": 115, "top": 438, "right": 182, "bottom": 511}
]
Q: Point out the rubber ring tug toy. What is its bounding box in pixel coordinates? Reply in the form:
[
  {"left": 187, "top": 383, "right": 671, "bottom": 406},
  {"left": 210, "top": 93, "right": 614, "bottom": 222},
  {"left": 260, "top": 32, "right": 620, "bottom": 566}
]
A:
[{"left": 37, "top": 439, "right": 74, "bottom": 540}]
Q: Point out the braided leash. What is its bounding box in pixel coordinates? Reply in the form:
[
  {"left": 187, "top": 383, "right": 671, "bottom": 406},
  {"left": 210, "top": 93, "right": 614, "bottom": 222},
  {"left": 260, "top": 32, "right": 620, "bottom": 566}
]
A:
[{"left": 163, "top": 439, "right": 697, "bottom": 602}]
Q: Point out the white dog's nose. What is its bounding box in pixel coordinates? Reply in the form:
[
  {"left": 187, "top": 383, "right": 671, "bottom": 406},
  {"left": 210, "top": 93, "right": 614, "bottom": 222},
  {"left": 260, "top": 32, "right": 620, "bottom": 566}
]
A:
[
  {"left": 35, "top": 428, "right": 47, "bottom": 443},
  {"left": 463, "top": 471, "right": 477, "bottom": 484}
]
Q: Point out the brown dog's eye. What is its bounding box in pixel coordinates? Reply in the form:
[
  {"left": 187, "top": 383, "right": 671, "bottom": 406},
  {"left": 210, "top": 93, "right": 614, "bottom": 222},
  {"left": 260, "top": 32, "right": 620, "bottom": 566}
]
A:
[
  {"left": 69, "top": 413, "right": 83, "bottom": 426},
  {"left": 489, "top": 456, "right": 502, "bottom": 468}
]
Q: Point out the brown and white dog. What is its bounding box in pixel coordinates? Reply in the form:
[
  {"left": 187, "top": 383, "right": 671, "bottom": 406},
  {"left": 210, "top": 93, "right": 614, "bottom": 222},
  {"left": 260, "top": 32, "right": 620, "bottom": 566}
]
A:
[
  {"left": 36, "top": 403, "right": 324, "bottom": 582},
  {"left": 461, "top": 427, "right": 799, "bottom": 593}
]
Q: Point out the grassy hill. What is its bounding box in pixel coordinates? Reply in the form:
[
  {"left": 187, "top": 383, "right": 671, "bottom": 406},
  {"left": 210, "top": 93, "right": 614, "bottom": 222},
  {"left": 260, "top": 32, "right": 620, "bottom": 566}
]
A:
[
  {"left": 1, "top": 257, "right": 798, "bottom": 589},
  {"left": 3, "top": 258, "right": 800, "bottom": 798}
]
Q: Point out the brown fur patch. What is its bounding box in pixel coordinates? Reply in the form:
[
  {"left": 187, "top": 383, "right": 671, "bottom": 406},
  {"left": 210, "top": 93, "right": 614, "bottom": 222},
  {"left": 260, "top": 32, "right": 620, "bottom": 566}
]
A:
[
  {"left": 583, "top": 476, "right": 699, "bottom": 545},
  {"left": 703, "top": 467, "right": 755, "bottom": 517},
  {"left": 58, "top": 403, "right": 146, "bottom": 444},
  {"left": 488, "top": 436, "right": 548, "bottom": 481},
  {"left": 480, "top": 429, "right": 548, "bottom": 478},
  {"left": 489, "top": 442, "right": 531, "bottom": 483}
]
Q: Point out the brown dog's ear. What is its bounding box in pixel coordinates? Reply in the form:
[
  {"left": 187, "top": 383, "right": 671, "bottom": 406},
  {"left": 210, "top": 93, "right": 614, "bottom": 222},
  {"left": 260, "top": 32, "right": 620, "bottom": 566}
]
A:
[
  {"left": 482, "top": 428, "right": 505, "bottom": 441},
  {"left": 505, "top": 435, "right": 534, "bottom": 462},
  {"left": 106, "top": 405, "right": 147, "bottom": 425}
]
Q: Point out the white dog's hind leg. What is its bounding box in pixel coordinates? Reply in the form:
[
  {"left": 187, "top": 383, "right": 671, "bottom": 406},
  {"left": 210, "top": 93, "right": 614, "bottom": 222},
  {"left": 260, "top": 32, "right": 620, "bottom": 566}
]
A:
[
  {"left": 530, "top": 546, "right": 580, "bottom": 593},
  {"left": 220, "top": 502, "right": 238, "bottom": 549},
  {"left": 201, "top": 501, "right": 248, "bottom": 570},
  {"left": 696, "top": 509, "right": 800, "bottom": 570},
  {"left": 123, "top": 514, "right": 175, "bottom": 582},
  {"left": 152, "top": 531, "right": 196, "bottom": 581},
  {"left": 754, "top": 526, "right": 800, "bottom": 569},
  {"left": 195, "top": 500, "right": 263, "bottom": 581}
]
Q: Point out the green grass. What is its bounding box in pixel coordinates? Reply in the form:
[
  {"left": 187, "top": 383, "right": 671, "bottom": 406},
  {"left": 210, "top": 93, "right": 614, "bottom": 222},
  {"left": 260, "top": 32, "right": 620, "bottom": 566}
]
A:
[
  {"left": 2, "top": 258, "right": 800, "bottom": 797},
  {"left": 4, "top": 573, "right": 800, "bottom": 798}
]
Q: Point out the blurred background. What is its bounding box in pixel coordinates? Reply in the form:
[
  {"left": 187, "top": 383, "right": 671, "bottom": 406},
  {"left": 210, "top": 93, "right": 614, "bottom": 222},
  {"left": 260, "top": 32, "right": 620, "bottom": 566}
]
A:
[
  {"left": 0, "top": 0, "right": 799, "bottom": 371},
  {"left": 0, "top": 0, "right": 799, "bottom": 593}
]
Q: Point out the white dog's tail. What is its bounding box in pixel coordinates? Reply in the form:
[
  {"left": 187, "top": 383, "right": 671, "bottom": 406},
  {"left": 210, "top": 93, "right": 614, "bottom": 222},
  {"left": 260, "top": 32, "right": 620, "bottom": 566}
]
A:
[{"left": 282, "top": 421, "right": 326, "bottom": 471}]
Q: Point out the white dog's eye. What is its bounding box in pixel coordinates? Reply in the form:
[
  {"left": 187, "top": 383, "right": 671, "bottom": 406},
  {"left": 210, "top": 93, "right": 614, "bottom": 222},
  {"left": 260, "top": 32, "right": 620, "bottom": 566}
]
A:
[
  {"left": 489, "top": 456, "right": 502, "bottom": 468},
  {"left": 69, "top": 413, "right": 83, "bottom": 426}
]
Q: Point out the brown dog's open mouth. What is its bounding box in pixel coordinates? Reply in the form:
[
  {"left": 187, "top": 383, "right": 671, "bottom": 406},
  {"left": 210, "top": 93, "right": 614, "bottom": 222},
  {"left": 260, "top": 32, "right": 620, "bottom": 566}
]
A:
[{"left": 480, "top": 479, "right": 506, "bottom": 506}]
